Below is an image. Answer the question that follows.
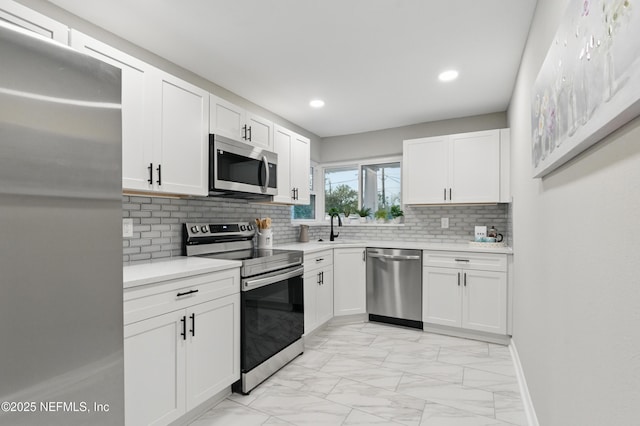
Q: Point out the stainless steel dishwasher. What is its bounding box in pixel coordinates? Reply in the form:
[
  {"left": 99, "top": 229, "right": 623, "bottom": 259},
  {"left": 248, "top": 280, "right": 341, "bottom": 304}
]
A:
[{"left": 366, "top": 248, "right": 423, "bottom": 329}]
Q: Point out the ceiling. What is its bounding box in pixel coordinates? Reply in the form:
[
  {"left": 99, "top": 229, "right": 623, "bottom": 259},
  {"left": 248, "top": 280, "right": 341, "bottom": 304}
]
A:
[{"left": 48, "top": 0, "right": 538, "bottom": 138}]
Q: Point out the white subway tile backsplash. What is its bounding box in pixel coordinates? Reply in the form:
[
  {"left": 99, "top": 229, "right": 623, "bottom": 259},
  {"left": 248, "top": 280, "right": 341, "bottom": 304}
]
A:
[{"left": 122, "top": 196, "right": 510, "bottom": 263}]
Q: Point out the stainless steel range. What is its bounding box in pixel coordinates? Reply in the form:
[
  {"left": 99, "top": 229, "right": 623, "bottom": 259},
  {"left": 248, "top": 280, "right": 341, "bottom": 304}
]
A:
[{"left": 183, "top": 222, "right": 304, "bottom": 394}]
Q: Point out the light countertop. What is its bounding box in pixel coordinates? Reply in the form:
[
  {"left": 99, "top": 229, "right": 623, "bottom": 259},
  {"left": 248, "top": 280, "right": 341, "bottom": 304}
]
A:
[
  {"left": 276, "top": 240, "right": 513, "bottom": 255},
  {"left": 123, "top": 256, "right": 241, "bottom": 289}
]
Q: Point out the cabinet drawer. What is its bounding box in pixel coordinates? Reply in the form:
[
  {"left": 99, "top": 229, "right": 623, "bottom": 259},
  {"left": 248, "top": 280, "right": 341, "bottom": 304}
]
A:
[
  {"left": 423, "top": 251, "right": 507, "bottom": 272},
  {"left": 304, "top": 249, "right": 333, "bottom": 272},
  {"left": 124, "top": 268, "right": 239, "bottom": 325}
]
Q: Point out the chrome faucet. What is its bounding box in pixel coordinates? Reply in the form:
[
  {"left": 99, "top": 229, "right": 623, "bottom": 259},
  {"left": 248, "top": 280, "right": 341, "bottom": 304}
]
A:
[{"left": 329, "top": 213, "right": 342, "bottom": 241}]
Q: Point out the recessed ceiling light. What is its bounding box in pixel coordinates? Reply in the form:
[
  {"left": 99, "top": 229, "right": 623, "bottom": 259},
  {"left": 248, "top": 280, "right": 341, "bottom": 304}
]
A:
[
  {"left": 309, "top": 99, "right": 325, "bottom": 108},
  {"left": 438, "top": 70, "right": 459, "bottom": 82}
]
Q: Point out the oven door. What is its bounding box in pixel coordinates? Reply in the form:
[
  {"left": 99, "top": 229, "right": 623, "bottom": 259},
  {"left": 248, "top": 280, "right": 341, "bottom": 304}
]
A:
[
  {"left": 210, "top": 134, "right": 277, "bottom": 196},
  {"left": 240, "top": 265, "right": 304, "bottom": 373}
]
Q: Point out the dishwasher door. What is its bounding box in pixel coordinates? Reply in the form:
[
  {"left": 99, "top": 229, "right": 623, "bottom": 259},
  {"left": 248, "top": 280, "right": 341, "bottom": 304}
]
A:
[{"left": 366, "top": 248, "right": 422, "bottom": 325}]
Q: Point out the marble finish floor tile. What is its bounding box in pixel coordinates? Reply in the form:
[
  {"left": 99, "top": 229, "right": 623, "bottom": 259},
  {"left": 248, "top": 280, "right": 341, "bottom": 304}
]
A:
[{"left": 191, "top": 322, "right": 527, "bottom": 426}]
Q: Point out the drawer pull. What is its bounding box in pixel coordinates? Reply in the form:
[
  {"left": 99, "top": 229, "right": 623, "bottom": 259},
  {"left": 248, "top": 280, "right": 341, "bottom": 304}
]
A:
[
  {"left": 177, "top": 289, "right": 199, "bottom": 297},
  {"left": 316, "top": 258, "right": 324, "bottom": 262},
  {"left": 454, "top": 258, "right": 470, "bottom": 263}
]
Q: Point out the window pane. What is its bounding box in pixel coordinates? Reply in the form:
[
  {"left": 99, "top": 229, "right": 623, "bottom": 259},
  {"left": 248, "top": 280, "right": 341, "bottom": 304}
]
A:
[
  {"left": 292, "top": 194, "right": 316, "bottom": 220},
  {"left": 324, "top": 167, "right": 359, "bottom": 216},
  {"left": 361, "top": 162, "right": 401, "bottom": 214}
]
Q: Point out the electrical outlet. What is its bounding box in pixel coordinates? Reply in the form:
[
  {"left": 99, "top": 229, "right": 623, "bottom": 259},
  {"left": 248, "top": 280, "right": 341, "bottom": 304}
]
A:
[
  {"left": 123, "top": 218, "right": 133, "bottom": 238},
  {"left": 441, "top": 217, "right": 449, "bottom": 229}
]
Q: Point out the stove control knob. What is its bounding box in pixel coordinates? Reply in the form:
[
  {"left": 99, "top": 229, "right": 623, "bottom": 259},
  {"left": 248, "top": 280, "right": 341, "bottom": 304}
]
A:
[
  {"left": 247, "top": 224, "right": 253, "bottom": 231},
  {"left": 240, "top": 225, "right": 246, "bottom": 231},
  {"left": 190, "top": 226, "right": 199, "bottom": 234},
  {"left": 201, "top": 225, "right": 208, "bottom": 233}
]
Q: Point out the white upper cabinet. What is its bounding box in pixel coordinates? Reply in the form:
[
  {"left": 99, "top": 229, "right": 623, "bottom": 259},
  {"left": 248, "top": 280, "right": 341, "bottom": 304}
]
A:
[
  {"left": 70, "top": 30, "right": 153, "bottom": 192},
  {"left": 152, "top": 69, "right": 209, "bottom": 196},
  {"left": 209, "top": 94, "right": 244, "bottom": 142},
  {"left": 291, "top": 132, "right": 311, "bottom": 204},
  {"left": 0, "top": 0, "right": 68, "bottom": 44},
  {"left": 71, "top": 31, "right": 209, "bottom": 196},
  {"left": 210, "top": 94, "right": 273, "bottom": 150},
  {"left": 273, "top": 125, "right": 310, "bottom": 204},
  {"left": 403, "top": 129, "right": 510, "bottom": 204},
  {"left": 403, "top": 136, "right": 449, "bottom": 204}
]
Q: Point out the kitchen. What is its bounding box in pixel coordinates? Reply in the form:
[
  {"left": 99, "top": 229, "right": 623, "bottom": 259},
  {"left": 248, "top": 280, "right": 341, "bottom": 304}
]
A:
[{"left": 1, "top": 1, "right": 639, "bottom": 426}]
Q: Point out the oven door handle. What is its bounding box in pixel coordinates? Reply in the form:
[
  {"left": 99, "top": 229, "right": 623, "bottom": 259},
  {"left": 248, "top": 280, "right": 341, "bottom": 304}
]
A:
[{"left": 243, "top": 266, "right": 304, "bottom": 291}]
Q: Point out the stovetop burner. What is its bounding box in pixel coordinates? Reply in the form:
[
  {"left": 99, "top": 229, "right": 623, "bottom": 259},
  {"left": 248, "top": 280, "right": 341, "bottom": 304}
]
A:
[{"left": 182, "top": 222, "right": 303, "bottom": 278}]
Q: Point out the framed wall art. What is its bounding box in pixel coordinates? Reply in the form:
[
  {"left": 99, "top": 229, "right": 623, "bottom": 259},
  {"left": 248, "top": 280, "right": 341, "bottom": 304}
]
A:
[{"left": 531, "top": 0, "right": 640, "bottom": 178}]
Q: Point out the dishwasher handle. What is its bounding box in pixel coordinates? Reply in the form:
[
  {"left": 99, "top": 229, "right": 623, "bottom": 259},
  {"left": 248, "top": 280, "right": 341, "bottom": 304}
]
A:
[{"left": 367, "top": 253, "right": 421, "bottom": 261}]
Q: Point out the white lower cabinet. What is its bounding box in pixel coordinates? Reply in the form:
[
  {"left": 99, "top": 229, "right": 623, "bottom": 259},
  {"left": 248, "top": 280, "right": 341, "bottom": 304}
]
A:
[
  {"left": 124, "top": 310, "right": 186, "bottom": 426},
  {"left": 303, "top": 250, "right": 333, "bottom": 334},
  {"left": 333, "top": 247, "right": 367, "bottom": 317},
  {"left": 123, "top": 268, "right": 240, "bottom": 426},
  {"left": 423, "top": 251, "right": 508, "bottom": 335}
]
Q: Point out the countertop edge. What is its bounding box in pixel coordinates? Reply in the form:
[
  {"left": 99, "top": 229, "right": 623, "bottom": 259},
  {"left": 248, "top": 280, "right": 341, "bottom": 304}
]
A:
[
  {"left": 275, "top": 241, "right": 513, "bottom": 255},
  {"left": 123, "top": 257, "right": 242, "bottom": 289}
]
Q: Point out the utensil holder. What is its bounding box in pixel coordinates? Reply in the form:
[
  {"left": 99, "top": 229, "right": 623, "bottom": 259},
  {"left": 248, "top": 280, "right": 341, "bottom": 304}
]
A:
[{"left": 257, "top": 229, "right": 272, "bottom": 248}]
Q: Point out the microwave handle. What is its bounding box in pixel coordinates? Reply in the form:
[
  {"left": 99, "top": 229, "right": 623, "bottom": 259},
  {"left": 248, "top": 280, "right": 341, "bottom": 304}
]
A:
[{"left": 261, "top": 155, "right": 270, "bottom": 193}]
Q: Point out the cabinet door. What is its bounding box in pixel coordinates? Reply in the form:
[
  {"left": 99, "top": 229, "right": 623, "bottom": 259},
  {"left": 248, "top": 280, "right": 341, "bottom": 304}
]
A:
[
  {"left": 449, "top": 130, "right": 500, "bottom": 203},
  {"left": 462, "top": 270, "right": 507, "bottom": 334},
  {"left": 403, "top": 136, "right": 449, "bottom": 204},
  {"left": 291, "top": 133, "right": 311, "bottom": 205},
  {"left": 70, "top": 30, "right": 153, "bottom": 192},
  {"left": 154, "top": 71, "right": 209, "bottom": 196},
  {"left": 245, "top": 112, "right": 273, "bottom": 149},
  {"left": 272, "top": 125, "right": 293, "bottom": 203},
  {"left": 186, "top": 294, "right": 240, "bottom": 410},
  {"left": 124, "top": 310, "right": 186, "bottom": 426},
  {"left": 317, "top": 266, "right": 334, "bottom": 326},
  {"left": 209, "top": 94, "right": 244, "bottom": 141},
  {"left": 303, "top": 269, "right": 320, "bottom": 334},
  {"left": 0, "top": 0, "right": 68, "bottom": 43},
  {"left": 422, "top": 267, "right": 461, "bottom": 327},
  {"left": 333, "top": 248, "right": 366, "bottom": 316}
]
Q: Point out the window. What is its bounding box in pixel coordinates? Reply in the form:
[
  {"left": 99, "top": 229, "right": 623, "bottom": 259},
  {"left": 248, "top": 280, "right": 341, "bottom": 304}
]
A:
[
  {"left": 324, "top": 166, "right": 359, "bottom": 217},
  {"left": 361, "top": 162, "right": 401, "bottom": 215},
  {"left": 291, "top": 157, "right": 401, "bottom": 224}
]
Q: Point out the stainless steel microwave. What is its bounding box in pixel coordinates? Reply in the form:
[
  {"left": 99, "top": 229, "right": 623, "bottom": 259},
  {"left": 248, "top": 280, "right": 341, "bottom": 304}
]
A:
[{"left": 209, "top": 134, "right": 278, "bottom": 199}]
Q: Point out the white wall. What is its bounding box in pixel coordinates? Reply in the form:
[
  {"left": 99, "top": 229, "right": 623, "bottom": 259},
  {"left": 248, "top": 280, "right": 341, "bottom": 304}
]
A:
[
  {"left": 508, "top": 0, "right": 640, "bottom": 425},
  {"left": 320, "top": 112, "right": 506, "bottom": 162}
]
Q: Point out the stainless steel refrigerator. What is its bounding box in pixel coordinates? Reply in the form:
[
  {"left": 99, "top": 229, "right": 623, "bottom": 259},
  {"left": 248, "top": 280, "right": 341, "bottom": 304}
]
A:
[{"left": 0, "top": 22, "right": 124, "bottom": 425}]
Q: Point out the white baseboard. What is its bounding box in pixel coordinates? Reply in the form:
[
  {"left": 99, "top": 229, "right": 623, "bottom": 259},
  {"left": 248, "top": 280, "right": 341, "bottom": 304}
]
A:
[{"left": 509, "top": 339, "right": 540, "bottom": 426}]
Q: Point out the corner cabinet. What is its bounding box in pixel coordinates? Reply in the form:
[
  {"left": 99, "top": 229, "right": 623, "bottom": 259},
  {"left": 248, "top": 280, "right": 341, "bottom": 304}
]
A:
[
  {"left": 0, "top": 0, "right": 68, "bottom": 43},
  {"left": 303, "top": 249, "right": 334, "bottom": 334},
  {"left": 333, "top": 247, "right": 367, "bottom": 317},
  {"left": 422, "top": 251, "right": 508, "bottom": 336},
  {"left": 123, "top": 267, "right": 240, "bottom": 426},
  {"left": 71, "top": 30, "right": 209, "bottom": 196},
  {"left": 272, "top": 125, "right": 310, "bottom": 204},
  {"left": 209, "top": 94, "right": 273, "bottom": 150},
  {"left": 403, "top": 129, "right": 510, "bottom": 204}
]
